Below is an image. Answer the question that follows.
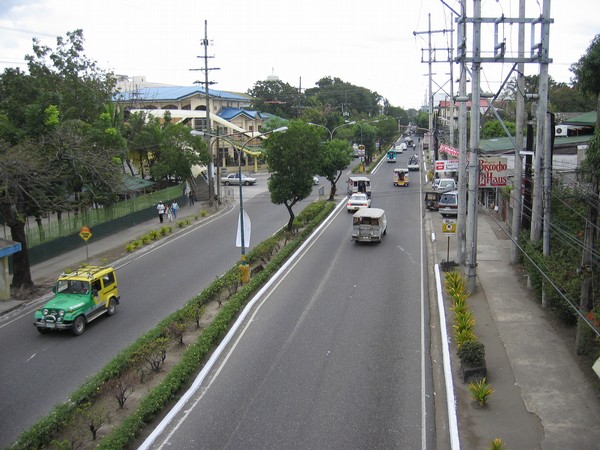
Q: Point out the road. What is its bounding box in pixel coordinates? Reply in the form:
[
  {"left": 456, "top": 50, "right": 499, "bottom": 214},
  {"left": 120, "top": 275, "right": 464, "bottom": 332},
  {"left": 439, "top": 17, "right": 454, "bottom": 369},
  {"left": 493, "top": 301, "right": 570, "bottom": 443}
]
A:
[
  {"left": 140, "top": 146, "right": 437, "bottom": 449},
  {"left": 0, "top": 173, "right": 320, "bottom": 447}
]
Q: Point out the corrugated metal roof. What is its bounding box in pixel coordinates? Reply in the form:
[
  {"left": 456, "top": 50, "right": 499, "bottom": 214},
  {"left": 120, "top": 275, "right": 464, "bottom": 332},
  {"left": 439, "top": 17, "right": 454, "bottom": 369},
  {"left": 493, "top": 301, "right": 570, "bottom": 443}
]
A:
[
  {"left": 562, "top": 111, "right": 597, "bottom": 126},
  {"left": 114, "top": 86, "right": 250, "bottom": 102},
  {"left": 479, "top": 134, "right": 592, "bottom": 154},
  {"left": 218, "top": 107, "right": 262, "bottom": 120}
]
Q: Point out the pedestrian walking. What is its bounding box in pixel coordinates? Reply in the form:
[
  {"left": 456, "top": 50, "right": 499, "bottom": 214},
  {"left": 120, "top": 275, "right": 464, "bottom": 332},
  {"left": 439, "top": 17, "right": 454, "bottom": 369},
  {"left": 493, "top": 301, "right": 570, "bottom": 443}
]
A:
[
  {"left": 166, "top": 203, "right": 173, "bottom": 222},
  {"left": 188, "top": 190, "right": 195, "bottom": 206},
  {"left": 172, "top": 201, "right": 180, "bottom": 219},
  {"left": 157, "top": 201, "right": 165, "bottom": 223}
]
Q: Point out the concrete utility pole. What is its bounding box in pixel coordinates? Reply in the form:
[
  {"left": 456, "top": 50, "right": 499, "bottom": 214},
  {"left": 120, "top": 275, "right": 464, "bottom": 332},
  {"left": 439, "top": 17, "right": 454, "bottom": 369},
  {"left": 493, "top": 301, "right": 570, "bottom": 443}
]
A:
[
  {"left": 414, "top": 15, "right": 453, "bottom": 157},
  {"left": 465, "top": 0, "right": 481, "bottom": 293},
  {"left": 191, "top": 20, "right": 220, "bottom": 207},
  {"left": 456, "top": 0, "right": 468, "bottom": 266},
  {"left": 530, "top": 0, "right": 552, "bottom": 242},
  {"left": 511, "top": 0, "right": 526, "bottom": 264}
]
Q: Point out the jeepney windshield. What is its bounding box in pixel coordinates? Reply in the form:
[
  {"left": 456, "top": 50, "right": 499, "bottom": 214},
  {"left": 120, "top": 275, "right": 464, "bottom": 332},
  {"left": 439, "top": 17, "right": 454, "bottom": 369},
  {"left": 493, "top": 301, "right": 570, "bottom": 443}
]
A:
[{"left": 56, "top": 279, "right": 90, "bottom": 294}]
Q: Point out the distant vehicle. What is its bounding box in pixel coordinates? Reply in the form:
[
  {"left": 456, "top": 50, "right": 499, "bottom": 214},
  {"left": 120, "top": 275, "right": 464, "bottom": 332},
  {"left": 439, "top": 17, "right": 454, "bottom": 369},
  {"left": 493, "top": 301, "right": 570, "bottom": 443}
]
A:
[
  {"left": 386, "top": 150, "right": 397, "bottom": 163},
  {"left": 313, "top": 176, "right": 320, "bottom": 185},
  {"left": 347, "top": 176, "right": 372, "bottom": 197},
  {"left": 393, "top": 168, "right": 409, "bottom": 187},
  {"left": 221, "top": 173, "right": 257, "bottom": 186},
  {"left": 33, "top": 266, "right": 120, "bottom": 336},
  {"left": 396, "top": 142, "right": 407, "bottom": 153},
  {"left": 405, "top": 137, "right": 415, "bottom": 147},
  {"left": 351, "top": 208, "right": 387, "bottom": 243},
  {"left": 434, "top": 178, "right": 457, "bottom": 191},
  {"left": 408, "top": 156, "right": 420, "bottom": 171},
  {"left": 346, "top": 193, "right": 371, "bottom": 212}
]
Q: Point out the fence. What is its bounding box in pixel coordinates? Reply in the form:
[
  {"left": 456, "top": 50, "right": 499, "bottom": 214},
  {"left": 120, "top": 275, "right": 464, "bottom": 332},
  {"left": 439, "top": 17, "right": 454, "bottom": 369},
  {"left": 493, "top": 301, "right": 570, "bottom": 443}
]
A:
[{"left": 6, "top": 185, "right": 184, "bottom": 248}]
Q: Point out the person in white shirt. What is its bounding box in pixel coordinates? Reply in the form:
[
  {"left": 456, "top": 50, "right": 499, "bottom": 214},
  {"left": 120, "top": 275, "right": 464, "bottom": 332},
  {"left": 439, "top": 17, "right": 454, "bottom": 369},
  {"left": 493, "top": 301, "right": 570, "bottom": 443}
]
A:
[{"left": 157, "top": 201, "right": 166, "bottom": 223}]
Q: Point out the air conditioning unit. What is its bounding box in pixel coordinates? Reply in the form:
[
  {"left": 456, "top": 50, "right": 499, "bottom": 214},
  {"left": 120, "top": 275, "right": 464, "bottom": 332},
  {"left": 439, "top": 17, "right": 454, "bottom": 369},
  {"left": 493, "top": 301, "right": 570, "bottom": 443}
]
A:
[{"left": 555, "top": 126, "right": 568, "bottom": 137}]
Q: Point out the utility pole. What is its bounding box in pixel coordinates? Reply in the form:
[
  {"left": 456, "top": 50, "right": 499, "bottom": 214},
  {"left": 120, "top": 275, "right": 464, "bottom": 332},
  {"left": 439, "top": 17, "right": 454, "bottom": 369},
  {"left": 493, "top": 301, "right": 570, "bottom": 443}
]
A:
[
  {"left": 454, "top": 0, "right": 553, "bottom": 290},
  {"left": 448, "top": 19, "right": 455, "bottom": 147},
  {"left": 465, "top": 0, "right": 481, "bottom": 293},
  {"left": 511, "top": 0, "right": 526, "bottom": 264},
  {"left": 191, "top": 20, "right": 220, "bottom": 207},
  {"left": 530, "top": 0, "right": 552, "bottom": 242},
  {"left": 456, "top": 0, "right": 468, "bottom": 266},
  {"left": 413, "top": 15, "right": 452, "bottom": 158}
]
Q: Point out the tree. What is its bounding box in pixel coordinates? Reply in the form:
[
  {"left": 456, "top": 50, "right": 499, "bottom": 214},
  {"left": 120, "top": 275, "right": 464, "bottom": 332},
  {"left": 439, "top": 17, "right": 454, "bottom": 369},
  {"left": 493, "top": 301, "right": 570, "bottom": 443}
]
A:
[
  {"left": 318, "top": 139, "right": 353, "bottom": 200},
  {"left": 570, "top": 34, "right": 600, "bottom": 354},
  {"left": 0, "top": 30, "right": 121, "bottom": 291},
  {"left": 353, "top": 123, "right": 378, "bottom": 164},
  {"left": 247, "top": 79, "right": 301, "bottom": 118},
  {"left": 263, "top": 121, "right": 321, "bottom": 230},
  {"left": 481, "top": 119, "right": 516, "bottom": 139},
  {"left": 305, "top": 76, "right": 382, "bottom": 118}
]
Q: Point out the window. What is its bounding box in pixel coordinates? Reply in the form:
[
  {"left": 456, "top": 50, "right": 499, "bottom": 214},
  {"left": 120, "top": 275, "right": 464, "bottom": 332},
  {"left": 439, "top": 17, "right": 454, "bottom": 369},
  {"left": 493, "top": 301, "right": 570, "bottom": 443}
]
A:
[{"left": 194, "top": 118, "right": 207, "bottom": 131}]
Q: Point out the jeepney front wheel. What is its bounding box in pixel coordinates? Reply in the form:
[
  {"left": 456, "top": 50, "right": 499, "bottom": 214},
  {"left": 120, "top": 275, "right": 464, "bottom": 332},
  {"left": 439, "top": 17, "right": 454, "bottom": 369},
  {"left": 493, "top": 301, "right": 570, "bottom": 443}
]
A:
[
  {"left": 72, "top": 316, "right": 86, "bottom": 336},
  {"left": 107, "top": 298, "right": 117, "bottom": 316}
]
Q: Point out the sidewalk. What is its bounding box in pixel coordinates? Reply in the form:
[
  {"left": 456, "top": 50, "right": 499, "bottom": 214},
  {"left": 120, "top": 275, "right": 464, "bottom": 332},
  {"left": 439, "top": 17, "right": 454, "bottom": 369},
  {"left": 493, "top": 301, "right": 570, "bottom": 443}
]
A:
[
  {"left": 0, "top": 199, "right": 227, "bottom": 316},
  {"left": 430, "top": 208, "right": 600, "bottom": 450}
]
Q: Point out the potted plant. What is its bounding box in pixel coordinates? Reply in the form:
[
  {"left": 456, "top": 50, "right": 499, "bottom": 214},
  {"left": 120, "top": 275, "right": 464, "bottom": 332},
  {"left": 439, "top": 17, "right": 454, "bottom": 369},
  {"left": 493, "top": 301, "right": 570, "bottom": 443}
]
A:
[{"left": 457, "top": 340, "right": 487, "bottom": 383}]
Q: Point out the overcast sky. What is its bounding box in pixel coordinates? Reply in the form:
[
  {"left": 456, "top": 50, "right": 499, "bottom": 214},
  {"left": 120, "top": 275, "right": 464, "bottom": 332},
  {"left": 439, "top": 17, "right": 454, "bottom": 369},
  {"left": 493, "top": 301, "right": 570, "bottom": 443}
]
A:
[{"left": 1, "top": 0, "right": 598, "bottom": 110}]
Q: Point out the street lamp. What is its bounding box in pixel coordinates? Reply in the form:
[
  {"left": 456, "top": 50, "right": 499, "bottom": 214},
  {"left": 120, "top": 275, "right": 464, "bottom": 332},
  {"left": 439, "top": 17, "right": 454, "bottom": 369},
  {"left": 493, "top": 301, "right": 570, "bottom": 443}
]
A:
[
  {"left": 191, "top": 126, "right": 287, "bottom": 282},
  {"left": 308, "top": 121, "right": 356, "bottom": 141}
]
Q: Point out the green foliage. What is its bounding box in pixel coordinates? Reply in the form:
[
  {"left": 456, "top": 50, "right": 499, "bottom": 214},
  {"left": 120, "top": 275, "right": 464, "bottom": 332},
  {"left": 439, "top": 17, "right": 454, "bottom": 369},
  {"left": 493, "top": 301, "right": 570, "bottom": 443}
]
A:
[
  {"left": 457, "top": 340, "right": 486, "bottom": 366},
  {"left": 570, "top": 34, "right": 600, "bottom": 97},
  {"left": 468, "top": 377, "right": 494, "bottom": 407},
  {"left": 247, "top": 79, "right": 300, "bottom": 118},
  {"left": 454, "top": 310, "right": 475, "bottom": 334},
  {"left": 319, "top": 139, "right": 353, "bottom": 200},
  {"left": 488, "top": 438, "right": 506, "bottom": 450},
  {"left": 481, "top": 119, "right": 516, "bottom": 139},
  {"left": 264, "top": 121, "right": 322, "bottom": 230},
  {"left": 455, "top": 328, "right": 477, "bottom": 348}
]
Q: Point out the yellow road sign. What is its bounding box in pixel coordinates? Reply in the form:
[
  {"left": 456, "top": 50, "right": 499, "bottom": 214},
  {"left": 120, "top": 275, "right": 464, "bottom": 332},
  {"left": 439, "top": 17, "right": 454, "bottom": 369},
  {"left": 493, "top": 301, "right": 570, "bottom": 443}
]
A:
[
  {"left": 442, "top": 220, "right": 456, "bottom": 235},
  {"left": 79, "top": 226, "right": 93, "bottom": 241}
]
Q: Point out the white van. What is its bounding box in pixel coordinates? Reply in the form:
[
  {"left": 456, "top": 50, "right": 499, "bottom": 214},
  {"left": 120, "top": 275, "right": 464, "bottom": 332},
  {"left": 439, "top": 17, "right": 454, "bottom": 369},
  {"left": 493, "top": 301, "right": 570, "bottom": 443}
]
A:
[
  {"left": 438, "top": 190, "right": 459, "bottom": 216},
  {"left": 347, "top": 176, "right": 372, "bottom": 197},
  {"left": 352, "top": 208, "right": 387, "bottom": 243}
]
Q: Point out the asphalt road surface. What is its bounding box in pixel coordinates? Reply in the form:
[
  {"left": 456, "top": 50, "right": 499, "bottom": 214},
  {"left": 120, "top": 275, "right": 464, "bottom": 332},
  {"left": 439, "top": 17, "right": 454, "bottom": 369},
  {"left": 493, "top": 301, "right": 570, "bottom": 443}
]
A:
[
  {"left": 0, "top": 173, "right": 318, "bottom": 447},
  {"left": 139, "top": 150, "right": 436, "bottom": 449}
]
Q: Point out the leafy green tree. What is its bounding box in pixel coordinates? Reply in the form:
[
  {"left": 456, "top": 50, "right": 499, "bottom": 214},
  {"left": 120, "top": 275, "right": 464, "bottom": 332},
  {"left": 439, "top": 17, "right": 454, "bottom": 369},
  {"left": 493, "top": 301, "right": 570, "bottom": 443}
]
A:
[
  {"left": 373, "top": 115, "right": 398, "bottom": 147},
  {"left": 570, "top": 33, "right": 600, "bottom": 354},
  {"left": 263, "top": 121, "right": 321, "bottom": 230},
  {"left": 0, "top": 30, "right": 121, "bottom": 290},
  {"left": 305, "top": 76, "right": 382, "bottom": 117},
  {"left": 318, "top": 139, "right": 353, "bottom": 200},
  {"left": 353, "top": 123, "right": 378, "bottom": 164},
  {"left": 148, "top": 119, "right": 209, "bottom": 186},
  {"left": 481, "top": 119, "right": 516, "bottom": 139},
  {"left": 415, "top": 111, "right": 429, "bottom": 131},
  {"left": 571, "top": 34, "right": 600, "bottom": 106},
  {"left": 248, "top": 79, "right": 301, "bottom": 118}
]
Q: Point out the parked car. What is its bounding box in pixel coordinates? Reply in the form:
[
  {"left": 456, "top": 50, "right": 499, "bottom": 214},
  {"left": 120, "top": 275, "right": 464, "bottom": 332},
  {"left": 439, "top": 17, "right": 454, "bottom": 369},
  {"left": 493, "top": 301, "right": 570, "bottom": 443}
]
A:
[
  {"left": 33, "top": 266, "right": 120, "bottom": 336},
  {"left": 221, "top": 173, "right": 257, "bottom": 186},
  {"left": 433, "top": 178, "right": 457, "bottom": 191},
  {"left": 346, "top": 193, "right": 371, "bottom": 212},
  {"left": 438, "top": 190, "right": 459, "bottom": 217}
]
